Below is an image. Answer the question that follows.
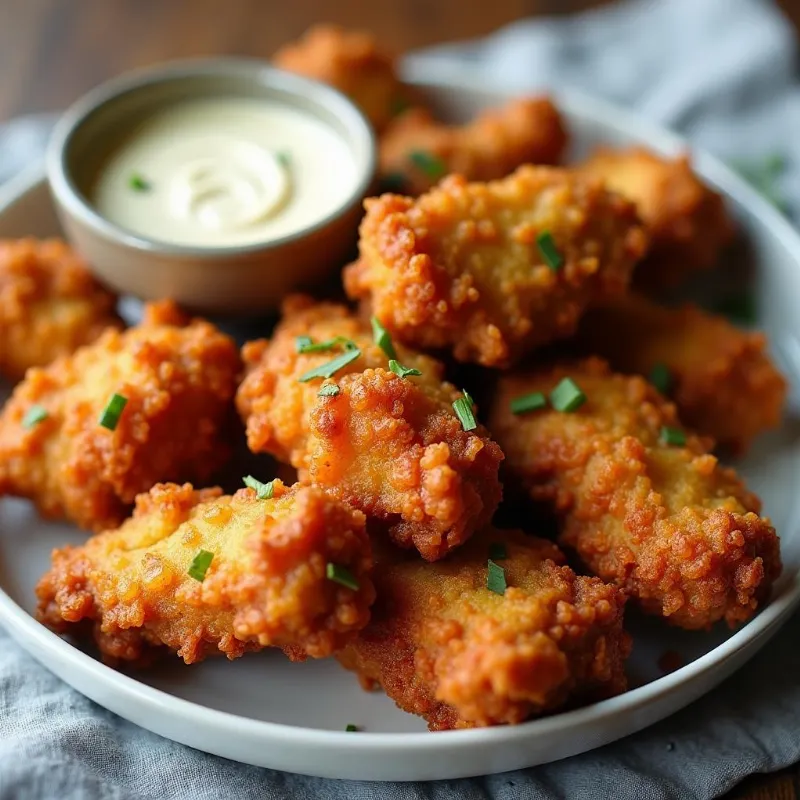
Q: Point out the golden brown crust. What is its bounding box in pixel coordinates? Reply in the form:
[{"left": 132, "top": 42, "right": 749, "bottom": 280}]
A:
[
  {"left": 235, "top": 296, "right": 503, "bottom": 560},
  {"left": 338, "top": 529, "right": 629, "bottom": 730},
  {"left": 489, "top": 358, "right": 782, "bottom": 629},
  {"left": 578, "top": 147, "right": 735, "bottom": 290},
  {"left": 0, "top": 238, "right": 121, "bottom": 381},
  {"left": 345, "top": 167, "right": 648, "bottom": 367},
  {"left": 0, "top": 301, "right": 240, "bottom": 531},
  {"left": 273, "top": 24, "right": 405, "bottom": 132},
  {"left": 36, "top": 481, "right": 375, "bottom": 665},
  {"left": 577, "top": 293, "right": 787, "bottom": 453},
  {"left": 379, "top": 98, "right": 568, "bottom": 195}
]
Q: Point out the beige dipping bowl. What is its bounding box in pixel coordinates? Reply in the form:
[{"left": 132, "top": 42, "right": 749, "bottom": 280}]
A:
[{"left": 47, "top": 59, "right": 377, "bottom": 314}]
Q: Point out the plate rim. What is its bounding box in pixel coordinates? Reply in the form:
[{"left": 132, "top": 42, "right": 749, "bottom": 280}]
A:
[{"left": 1, "top": 74, "right": 800, "bottom": 778}]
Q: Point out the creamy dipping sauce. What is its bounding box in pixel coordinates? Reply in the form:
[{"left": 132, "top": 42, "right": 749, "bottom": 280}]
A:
[{"left": 92, "top": 97, "right": 358, "bottom": 247}]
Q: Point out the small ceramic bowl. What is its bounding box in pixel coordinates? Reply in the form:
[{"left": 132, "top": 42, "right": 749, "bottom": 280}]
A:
[{"left": 47, "top": 59, "right": 376, "bottom": 314}]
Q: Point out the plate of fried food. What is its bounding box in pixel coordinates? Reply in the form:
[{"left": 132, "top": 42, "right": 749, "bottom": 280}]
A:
[{"left": 0, "top": 24, "right": 798, "bottom": 782}]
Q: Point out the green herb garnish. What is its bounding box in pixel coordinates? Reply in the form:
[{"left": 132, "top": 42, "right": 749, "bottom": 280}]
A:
[
  {"left": 326, "top": 563, "right": 359, "bottom": 591},
  {"left": 488, "top": 543, "right": 507, "bottom": 561},
  {"left": 408, "top": 150, "right": 447, "bottom": 180},
  {"left": 549, "top": 378, "right": 586, "bottom": 413},
  {"left": 453, "top": 390, "right": 477, "bottom": 431},
  {"left": 390, "top": 96, "right": 411, "bottom": 117},
  {"left": 380, "top": 172, "right": 408, "bottom": 193},
  {"left": 295, "top": 335, "right": 313, "bottom": 352},
  {"left": 371, "top": 316, "right": 397, "bottom": 359},
  {"left": 276, "top": 151, "right": 291, "bottom": 167},
  {"left": 537, "top": 231, "right": 563, "bottom": 272},
  {"left": 732, "top": 153, "right": 788, "bottom": 213},
  {"left": 389, "top": 359, "right": 421, "bottom": 379},
  {"left": 345, "top": 724, "right": 359, "bottom": 732},
  {"left": 298, "top": 348, "right": 362, "bottom": 382},
  {"left": 510, "top": 391, "right": 547, "bottom": 415},
  {"left": 188, "top": 549, "right": 214, "bottom": 582},
  {"left": 649, "top": 363, "right": 672, "bottom": 395},
  {"left": 129, "top": 174, "right": 151, "bottom": 192},
  {"left": 715, "top": 293, "right": 757, "bottom": 326},
  {"left": 243, "top": 475, "right": 275, "bottom": 500},
  {"left": 22, "top": 405, "right": 48, "bottom": 429},
  {"left": 318, "top": 383, "right": 340, "bottom": 397},
  {"left": 487, "top": 560, "right": 506, "bottom": 595},
  {"left": 660, "top": 426, "right": 686, "bottom": 447},
  {"left": 98, "top": 393, "right": 128, "bottom": 431},
  {"left": 297, "top": 336, "right": 357, "bottom": 354}
]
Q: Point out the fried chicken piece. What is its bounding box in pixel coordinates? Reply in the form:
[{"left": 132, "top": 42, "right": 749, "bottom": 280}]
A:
[
  {"left": 577, "top": 293, "right": 786, "bottom": 453},
  {"left": 337, "top": 529, "right": 629, "bottom": 730},
  {"left": 578, "top": 147, "right": 735, "bottom": 290},
  {"left": 0, "top": 301, "right": 240, "bottom": 532},
  {"left": 0, "top": 238, "right": 121, "bottom": 381},
  {"left": 345, "top": 167, "right": 648, "bottom": 367},
  {"left": 236, "top": 296, "right": 503, "bottom": 561},
  {"left": 489, "top": 358, "right": 782, "bottom": 630},
  {"left": 36, "top": 480, "right": 374, "bottom": 665},
  {"left": 379, "top": 98, "right": 568, "bottom": 195},
  {"left": 273, "top": 24, "right": 406, "bottom": 132}
]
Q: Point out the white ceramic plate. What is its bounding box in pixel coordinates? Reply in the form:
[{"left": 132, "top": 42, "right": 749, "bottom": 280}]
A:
[{"left": 1, "top": 73, "right": 800, "bottom": 781}]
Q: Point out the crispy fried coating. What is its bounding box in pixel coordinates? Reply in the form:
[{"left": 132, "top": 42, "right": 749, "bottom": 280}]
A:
[
  {"left": 0, "top": 238, "right": 121, "bottom": 381},
  {"left": 345, "top": 167, "right": 648, "bottom": 367},
  {"left": 337, "top": 529, "right": 629, "bottom": 730},
  {"left": 379, "top": 98, "right": 568, "bottom": 195},
  {"left": 578, "top": 147, "right": 735, "bottom": 289},
  {"left": 0, "top": 301, "right": 240, "bottom": 532},
  {"left": 273, "top": 24, "right": 405, "bottom": 132},
  {"left": 489, "top": 359, "right": 781, "bottom": 629},
  {"left": 236, "top": 296, "right": 503, "bottom": 561},
  {"left": 577, "top": 293, "right": 787, "bottom": 453},
  {"left": 36, "top": 480, "right": 374, "bottom": 665}
]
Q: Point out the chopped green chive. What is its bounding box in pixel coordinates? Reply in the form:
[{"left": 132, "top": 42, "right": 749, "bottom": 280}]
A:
[
  {"left": 488, "top": 543, "right": 507, "bottom": 561},
  {"left": 318, "top": 383, "right": 340, "bottom": 397},
  {"left": 390, "top": 96, "right": 411, "bottom": 117},
  {"left": 549, "top": 378, "right": 586, "bottom": 413},
  {"left": 243, "top": 475, "right": 275, "bottom": 500},
  {"left": 326, "top": 562, "right": 359, "bottom": 591},
  {"left": 371, "top": 316, "right": 397, "bottom": 359},
  {"left": 345, "top": 724, "right": 359, "bottom": 732},
  {"left": 487, "top": 560, "right": 506, "bottom": 595},
  {"left": 380, "top": 172, "right": 408, "bottom": 193},
  {"left": 715, "top": 293, "right": 757, "bottom": 326},
  {"left": 298, "top": 348, "right": 362, "bottom": 382},
  {"left": 453, "top": 391, "right": 477, "bottom": 431},
  {"left": 660, "top": 426, "right": 686, "bottom": 447},
  {"left": 389, "top": 359, "right": 421, "bottom": 379},
  {"left": 276, "top": 151, "right": 291, "bottom": 167},
  {"left": 537, "top": 231, "right": 563, "bottom": 271},
  {"left": 188, "top": 549, "right": 214, "bottom": 582},
  {"left": 22, "top": 405, "right": 48, "bottom": 429},
  {"left": 408, "top": 150, "right": 447, "bottom": 180},
  {"left": 649, "top": 363, "right": 672, "bottom": 394},
  {"left": 732, "top": 153, "right": 788, "bottom": 213},
  {"left": 510, "top": 391, "right": 547, "bottom": 415},
  {"left": 297, "top": 336, "right": 357, "bottom": 354},
  {"left": 98, "top": 393, "right": 128, "bottom": 431},
  {"left": 129, "top": 174, "right": 151, "bottom": 192}
]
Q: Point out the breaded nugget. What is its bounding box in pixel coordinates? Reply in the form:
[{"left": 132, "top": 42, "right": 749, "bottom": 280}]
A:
[
  {"left": 345, "top": 167, "right": 647, "bottom": 367},
  {"left": 236, "top": 296, "right": 503, "bottom": 561},
  {"left": 337, "top": 529, "right": 629, "bottom": 730},
  {"left": 578, "top": 147, "right": 734, "bottom": 289},
  {"left": 379, "top": 98, "right": 568, "bottom": 195},
  {"left": 577, "top": 293, "right": 786, "bottom": 453},
  {"left": 273, "top": 24, "right": 405, "bottom": 132},
  {"left": 36, "top": 480, "right": 374, "bottom": 665},
  {"left": 489, "top": 359, "right": 781, "bottom": 629},
  {"left": 0, "top": 301, "right": 240, "bottom": 532},
  {"left": 0, "top": 238, "right": 121, "bottom": 381}
]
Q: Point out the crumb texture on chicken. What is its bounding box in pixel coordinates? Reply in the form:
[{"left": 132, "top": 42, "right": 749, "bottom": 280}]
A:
[
  {"left": 578, "top": 293, "right": 786, "bottom": 453},
  {"left": 0, "top": 238, "right": 121, "bottom": 381},
  {"left": 578, "top": 147, "right": 735, "bottom": 289},
  {"left": 490, "top": 358, "right": 781, "bottom": 629},
  {"left": 236, "top": 296, "right": 503, "bottom": 560},
  {"left": 36, "top": 480, "right": 375, "bottom": 665},
  {"left": 338, "top": 529, "right": 629, "bottom": 730},
  {"left": 0, "top": 300, "right": 240, "bottom": 532},
  {"left": 379, "top": 98, "right": 568, "bottom": 195},
  {"left": 345, "top": 167, "right": 648, "bottom": 367}
]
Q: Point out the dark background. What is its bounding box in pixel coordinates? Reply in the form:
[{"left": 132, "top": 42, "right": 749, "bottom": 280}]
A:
[{"left": 3, "top": 0, "right": 800, "bottom": 798}]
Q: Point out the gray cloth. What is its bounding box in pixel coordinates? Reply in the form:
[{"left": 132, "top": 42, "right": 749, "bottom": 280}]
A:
[{"left": 1, "top": 0, "right": 799, "bottom": 797}]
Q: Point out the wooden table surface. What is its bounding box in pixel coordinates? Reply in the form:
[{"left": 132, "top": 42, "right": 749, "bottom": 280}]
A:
[{"left": 2, "top": 0, "right": 800, "bottom": 797}]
